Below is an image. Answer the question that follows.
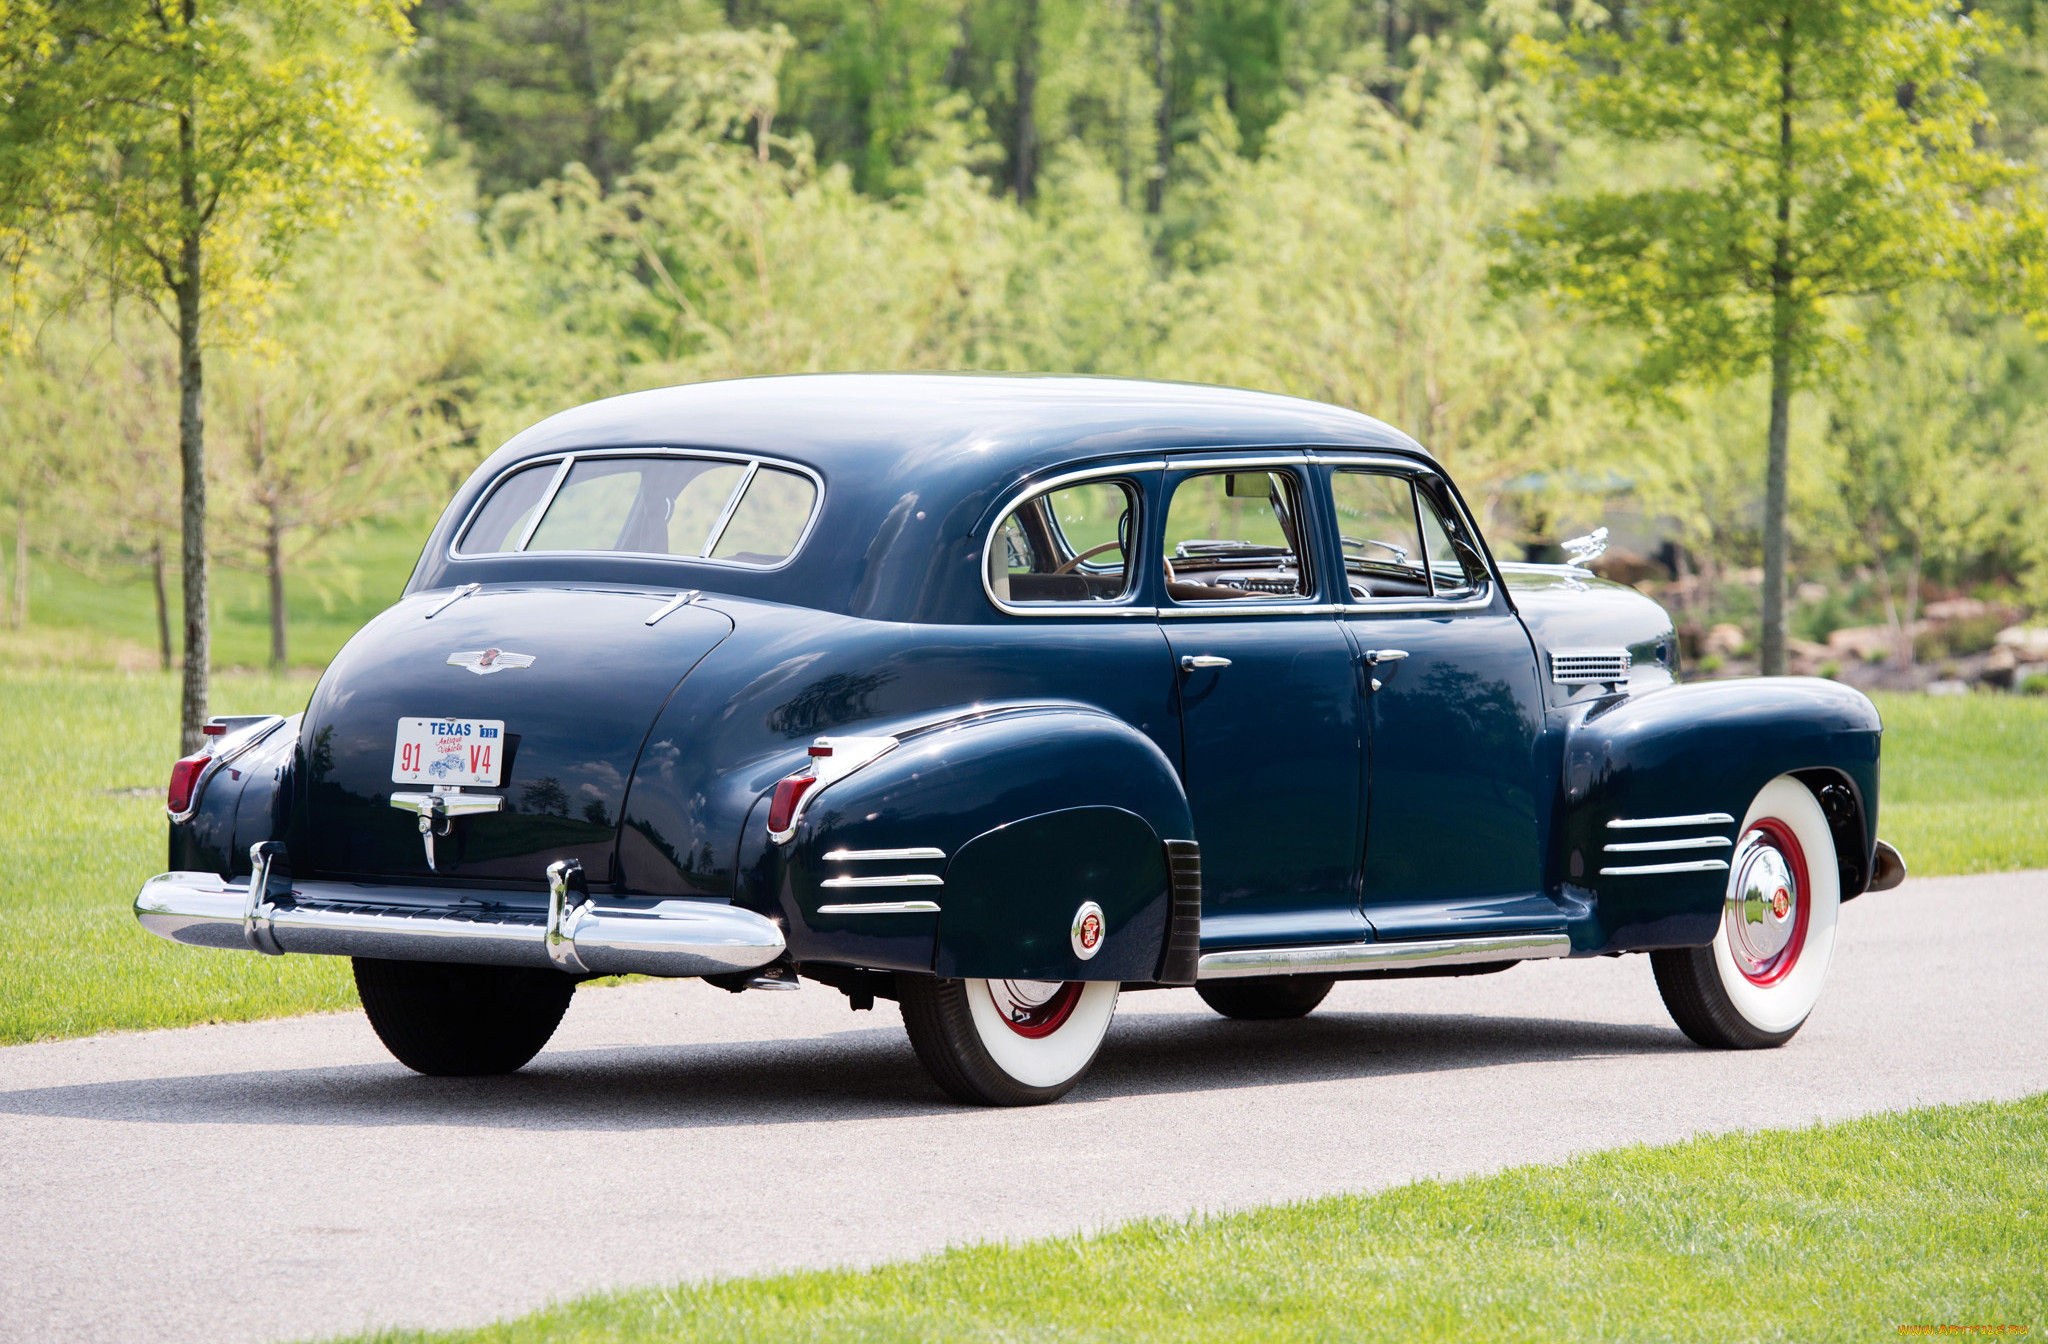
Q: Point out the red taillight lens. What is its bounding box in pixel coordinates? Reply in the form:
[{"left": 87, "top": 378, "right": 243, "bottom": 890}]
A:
[
  {"left": 766, "top": 773, "right": 817, "bottom": 835},
  {"left": 167, "top": 752, "right": 210, "bottom": 814}
]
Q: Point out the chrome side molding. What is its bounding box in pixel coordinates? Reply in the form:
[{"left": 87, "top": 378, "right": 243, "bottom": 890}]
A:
[
  {"left": 1607, "top": 813, "right": 1736, "bottom": 830},
  {"left": 822, "top": 847, "right": 947, "bottom": 862},
  {"left": 819, "top": 874, "right": 943, "bottom": 890},
  {"left": 1196, "top": 932, "right": 1569, "bottom": 981},
  {"left": 1603, "top": 835, "right": 1733, "bottom": 854}
]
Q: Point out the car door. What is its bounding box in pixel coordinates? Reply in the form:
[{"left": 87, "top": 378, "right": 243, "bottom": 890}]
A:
[
  {"left": 1159, "top": 457, "right": 1365, "bottom": 950},
  {"left": 1324, "top": 458, "right": 1558, "bottom": 938}
]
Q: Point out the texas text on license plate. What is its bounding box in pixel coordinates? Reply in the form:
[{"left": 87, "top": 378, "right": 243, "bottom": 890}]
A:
[{"left": 391, "top": 718, "right": 505, "bottom": 787}]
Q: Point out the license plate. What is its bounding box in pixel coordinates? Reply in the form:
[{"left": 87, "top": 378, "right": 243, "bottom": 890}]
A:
[{"left": 392, "top": 718, "right": 505, "bottom": 787}]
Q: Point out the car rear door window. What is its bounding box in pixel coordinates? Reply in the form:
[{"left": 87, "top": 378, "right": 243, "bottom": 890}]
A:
[
  {"left": 1162, "top": 470, "right": 1311, "bottom": 601},
  {"left": 710, "top": 467, "right": 818, "bottom": 563},
  {"left": 988, "top": 480, "right": 1137, "bottom": 604}
]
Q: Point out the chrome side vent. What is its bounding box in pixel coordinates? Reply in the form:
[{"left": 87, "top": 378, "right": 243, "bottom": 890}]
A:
[{"left": 1551, "top": 648, "right": 1632, "bottom": 686}]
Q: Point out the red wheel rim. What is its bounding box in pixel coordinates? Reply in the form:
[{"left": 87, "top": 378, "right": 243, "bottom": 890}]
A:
[
  {"left": 988, "top": 980, "right": 1084, "bottom": 1038},
  {"left": 1728, "top": 817, "right": 1810, "bottom": 986}
]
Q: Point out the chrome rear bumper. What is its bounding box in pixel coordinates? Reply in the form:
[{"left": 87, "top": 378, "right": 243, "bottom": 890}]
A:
[{"left": 134, "top": 869, "right": 785, "bottom": 978}]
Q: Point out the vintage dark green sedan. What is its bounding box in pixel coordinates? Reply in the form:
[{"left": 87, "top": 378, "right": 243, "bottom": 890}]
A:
[{"left": 137, "top": 375, "right": 1905, "bottom": 1104}]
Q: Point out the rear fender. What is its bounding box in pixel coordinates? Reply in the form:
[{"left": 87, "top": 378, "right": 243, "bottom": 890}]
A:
[
  {"left": 772, "top": 706, "right": 1194, "bottom": 981},
  {"left": 1558, "top": 679, "right": 1881, "bottom": 953},
  {"left": 170, "top": 715, "right": 299, "bottom": 878}
]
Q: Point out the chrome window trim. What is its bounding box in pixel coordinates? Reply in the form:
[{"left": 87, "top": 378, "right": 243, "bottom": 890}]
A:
[
  {"left": 698, "top": 459, "right": 759, "bottom": 558},
  {"left": 1159, "top": 602, "right": 1341, "bottom": 619},
  {"left": 449, "top": 447, "right": 826, "bottom": 573},
  {"left": 512, "top": 457, "right": 575, "bottom": 553},
  {"left": 1164, "top": 452, "right": 1313, "bottom": 471},
  {"left": 981, "top": 461, "right": 1165, "bottom": 619},
  {"left": 1337, "top": 590, "right": 1495, "bottom": 616}
]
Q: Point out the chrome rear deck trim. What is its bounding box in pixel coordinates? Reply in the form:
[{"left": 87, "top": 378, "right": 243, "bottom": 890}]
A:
[{"left": 1196, "top": 932, "right": 1569, "bottom": 981}]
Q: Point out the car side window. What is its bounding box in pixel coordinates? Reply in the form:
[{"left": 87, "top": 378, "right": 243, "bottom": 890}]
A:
[
  {"left": 988, "top": 479, "right": 1138, "bottom": 604},
  {"left": 1417, "top": 486, "right": 1486, "bottom": 599},
  {"left": 710, "top": 467, "right": 818, "bottom": 564},
  {"left": 1330, "top": 469, "right": 1429, "bottom": 600},
  {"left": 1162, "top": 470, "right": 1311, "bottom": 601}
]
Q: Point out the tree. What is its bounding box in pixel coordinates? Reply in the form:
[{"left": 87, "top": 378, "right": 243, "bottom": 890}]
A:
[
  {"left": 0, "top": 0, "right": 419, "bottom": 748},
  {"left": 1496, "top": 0, "right": 2044, "bottom": 674}
]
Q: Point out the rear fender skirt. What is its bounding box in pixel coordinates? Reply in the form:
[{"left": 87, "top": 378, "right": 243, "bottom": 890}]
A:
[
  {"left": 772, "top": 706, "right": 1194, "bottom": 979},
  {"left": 1555, "top": 678, "right": 1882, "bottom": 954}
]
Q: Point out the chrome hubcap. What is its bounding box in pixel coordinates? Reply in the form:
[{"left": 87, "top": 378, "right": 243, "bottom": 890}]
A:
[
  {"left": 988, "top": 979, "right": 1082, "bottom": 1038},
  {"left": 1726, "top": 830, "right": 1799, "bottom": 979}
]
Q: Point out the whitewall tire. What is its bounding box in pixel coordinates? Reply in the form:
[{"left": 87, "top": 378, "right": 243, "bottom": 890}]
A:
[
  {"left": 899, "top": 976, "right": 1119, "bottom": 1105},
  {"left": 1652, "top": 775, "right": 1842, "bottom": 1048}
]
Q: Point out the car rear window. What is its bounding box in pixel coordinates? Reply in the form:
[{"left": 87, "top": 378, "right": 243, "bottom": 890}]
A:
[{"left": 456, "top": 454, "right": 819, "bottom": 566}]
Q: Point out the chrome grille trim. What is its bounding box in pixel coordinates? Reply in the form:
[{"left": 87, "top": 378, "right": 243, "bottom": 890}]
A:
[{"left": 1550, "top": 648, "right": 1632, "bottom": 685}]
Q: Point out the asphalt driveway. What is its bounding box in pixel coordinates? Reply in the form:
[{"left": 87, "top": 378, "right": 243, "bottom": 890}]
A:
[{"left": 1, "top": 870, "right": 2042, "bottom": 1343}]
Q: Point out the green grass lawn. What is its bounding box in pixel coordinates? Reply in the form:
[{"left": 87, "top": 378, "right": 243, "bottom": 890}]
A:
[
  {"left": 332, "top": 1093, "right": 2047, "bottom": 1343},
  {"left": 1868, "top": 692, "right": 2048, "bottom": 875},
  {"left": 0, "top": 669, "right": 358, "bottom": 1044},
  {"left": 1, "top": 672, "right": 2042, "bottom": 1046}
]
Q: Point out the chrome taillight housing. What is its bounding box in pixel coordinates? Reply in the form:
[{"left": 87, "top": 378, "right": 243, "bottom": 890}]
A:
[{"left": 765, "top": 735, "right": 898, "bottom": 844}]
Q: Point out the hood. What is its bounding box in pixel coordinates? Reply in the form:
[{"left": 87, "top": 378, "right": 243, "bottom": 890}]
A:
[
  {"left": 1501, "top": 563, "right": 1678, "bottom": 702},
  {"left": 295, "top": 585, "right": 732, "bottom": 886}
]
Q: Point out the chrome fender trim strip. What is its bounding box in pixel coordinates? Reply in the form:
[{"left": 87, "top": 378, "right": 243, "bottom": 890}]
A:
[
  {"left": 818, "top": 874, "right": 944, "bottom": 889},
  {"left": 1196, "top": 932, "right": 1569, "bottom": 981},
  {"left": 817, "top": 901, "right": 943, "bottom": 915},
  {"left": 1606, "top": 813, "right": 1736, "bottom": 830},
  {"left": 1598, "top": 859, "right": 1733, "bottom": 877}
]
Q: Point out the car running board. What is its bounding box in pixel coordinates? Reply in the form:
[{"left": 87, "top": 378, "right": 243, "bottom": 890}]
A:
[{"left": 1196, "top": 931, "right": 1570, "bottom": 980}]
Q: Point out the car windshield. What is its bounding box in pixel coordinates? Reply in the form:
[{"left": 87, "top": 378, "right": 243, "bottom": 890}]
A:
[{"left": 458, "top": 454, "right": 819, "bottom": 566}]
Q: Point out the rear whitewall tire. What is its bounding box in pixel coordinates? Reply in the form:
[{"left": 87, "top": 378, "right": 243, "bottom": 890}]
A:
[
  {"left": 1652, "top": 776, "right": 1841, "bottom": 1048},
  {"left": 899, "top": 975, "right": 1119, "bottom": 1106}
]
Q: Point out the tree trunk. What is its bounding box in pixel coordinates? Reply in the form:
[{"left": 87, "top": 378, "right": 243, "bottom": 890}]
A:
[
  {"left": 1014, "top": 0, "right": 1040, "bottom": 204},
  {"left": 266, "top": 498, "right": 286, "bottom": 670},
  {"left": 176, "top": 106, "right": 209, "bottom": 752},
  {"left": 151, "top": 535, "right": 172, "bottom": 671},
  {"left": 1759, "top": 10, "right": 1797, "bottom": 678},
  {"left": 1901, "top": 536, "right": 1923, "bottom": 670},
  {"left": 1148, "top": 0, "right": 1169, "bottom": 214},
  {"left": 10, "top": 498, "right": 25, "bottom": 629},
  {"left": 1869, "top": 516, "right": 1903, "bottom": 670}
]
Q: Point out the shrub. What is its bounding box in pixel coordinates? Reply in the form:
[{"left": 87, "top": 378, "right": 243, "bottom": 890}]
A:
[
  {"left": 2021, "top": 672, "right": 2048, "bottom": 697},
  {"left": 1819, "top": 660, "right": 1841, "bottom": 680}
]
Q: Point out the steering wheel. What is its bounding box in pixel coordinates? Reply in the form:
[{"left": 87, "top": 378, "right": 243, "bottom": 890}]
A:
[{"left": 1053, "top": 541, "right": 1125, "bottom": 574}]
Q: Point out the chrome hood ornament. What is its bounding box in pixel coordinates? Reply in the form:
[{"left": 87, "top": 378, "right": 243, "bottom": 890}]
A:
[
  {"left": 1561, "top": 526, "right": 1609, "bottom": 567},
  {"left": 447, "top": 648, "right": 536, "bottom": 676}
]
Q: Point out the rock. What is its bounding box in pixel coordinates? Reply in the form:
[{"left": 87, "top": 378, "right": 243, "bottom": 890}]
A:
[
  {"left": 1588, "top": 548, "right": 1664, "bottom": 587},
  {"left": 1826, "top": 625, "right": 1898, "bottom": 660},
  {"left": 1926, "top": 679, "right": 1971, "bottom": 697},
  {"left": 1994, "top": 626, "right": 2048, "bottom": 660},
  {"left": 1704, "top": 623, "right": 1748, "bottom": 658},
  {"left": 1924, "top": 597, "right": 1990, "bottom": 622},
  {"left": 1795, "top": 582, "right": 1830, "bottom": 604}
]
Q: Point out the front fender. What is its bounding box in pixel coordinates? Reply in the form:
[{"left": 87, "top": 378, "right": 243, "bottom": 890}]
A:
[
  {"left": 1557, "top": 678, "right": 1882, "bottom": 953},
  {"left": 770, "top": 706, "right": 1194, "bottom": 980}
]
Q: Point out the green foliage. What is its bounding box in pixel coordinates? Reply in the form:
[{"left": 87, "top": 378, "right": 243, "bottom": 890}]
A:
[
  {"left": 1869, "top": 689, "right": 2048, "bottom": 873},
  {"left": 1498, "top": 1, "right": 2035, "bottom": 395},
  {"left": 0, "top": 0, "right": 420, "bottom": 332},
  {"left": 339, "top": 1095, "right": 2048, "bottom": 1342}
]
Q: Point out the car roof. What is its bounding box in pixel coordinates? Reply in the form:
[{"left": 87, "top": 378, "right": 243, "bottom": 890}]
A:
[
  {"left": 489, "top": 373, "right": 1431, "bottom": 478},
  {"left": 415, "top": 374, "right": 1435, "bottom": 623}
]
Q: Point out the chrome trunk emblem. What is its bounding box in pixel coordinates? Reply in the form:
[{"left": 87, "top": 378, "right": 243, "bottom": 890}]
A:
[
  {"left": 390, "top": 789, "right": 504, "bottom": 871},
  {"left": 447, "top": 648, "right": 536, "bottom": 675}
]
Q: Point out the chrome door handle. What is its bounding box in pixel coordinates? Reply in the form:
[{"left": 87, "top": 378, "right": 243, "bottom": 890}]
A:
[
  {"left": 1362, "top": 649, "right": 1409, "bottom": 666},
  {"left": 1179, "top": 654, "right": 1232, "bottom": 671}
]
